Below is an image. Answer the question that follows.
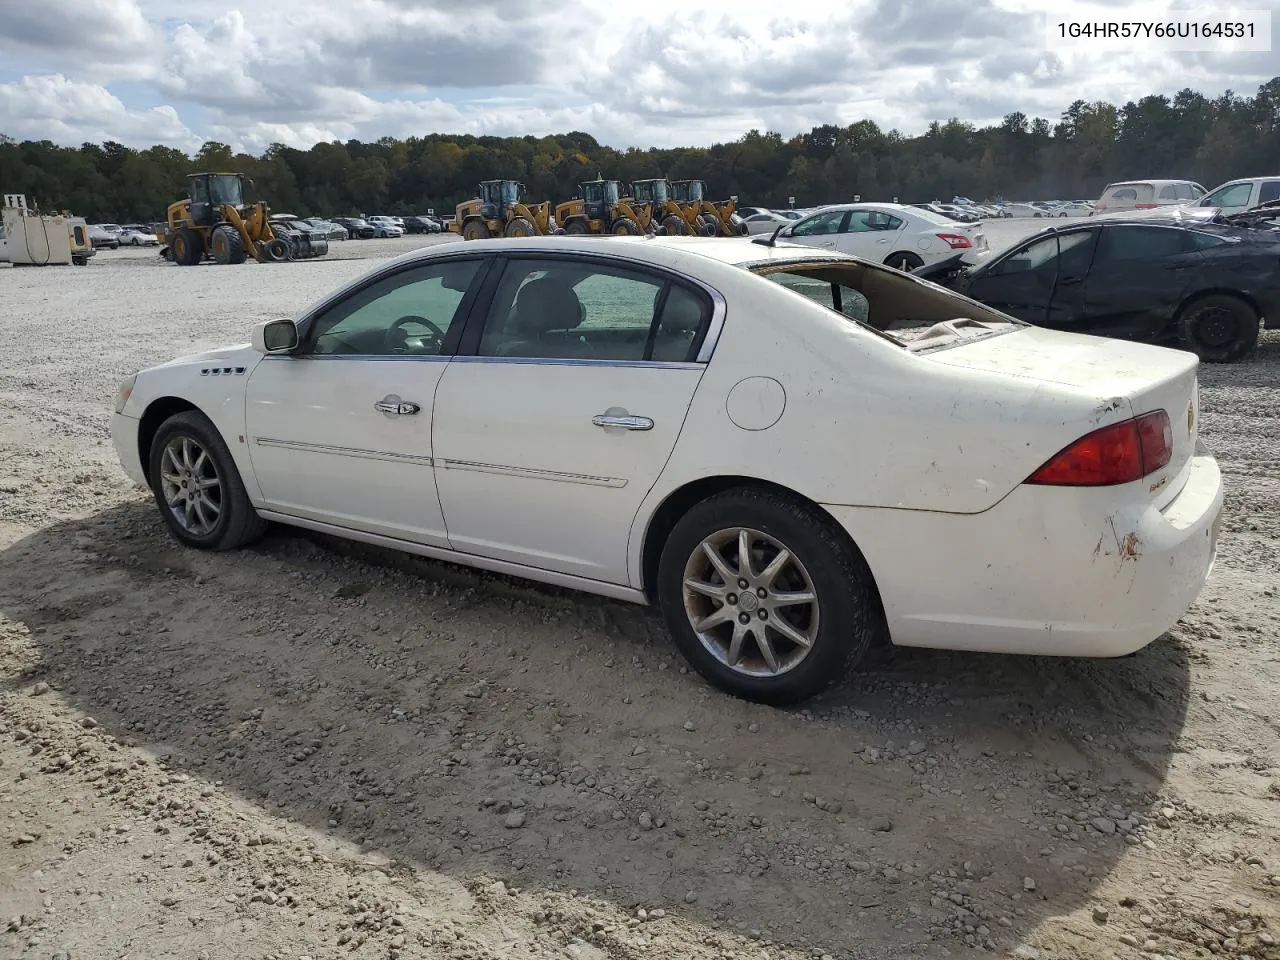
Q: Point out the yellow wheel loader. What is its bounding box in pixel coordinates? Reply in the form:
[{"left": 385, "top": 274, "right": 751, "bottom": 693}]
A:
[
  {"left": 555, "top": 179, "right": 655, "bottom": 235},
  {"left": 670, "top": 179, "right": 747, "bottom": 237},
  {"left": 447, "top": 180, "right": 559, "bottom": 240},
  {"left": 630, "top": 178, "right": 695, "bottom": 236},
  {"left": 158, "top": 173, "right": 307, "bottom": 265}
]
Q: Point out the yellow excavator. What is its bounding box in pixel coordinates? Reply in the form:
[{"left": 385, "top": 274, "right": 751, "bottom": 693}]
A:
[
  {"left": 555, "top": 179, "right": 655, "bottom": 235},
  {"left": 670, "top": 179, "right": 747, "bottom": 236},
  {"left": 628, "top": 179, "right": 691, "bottom": 236},
  {"left": 448, "top": 180, "right": 559, "bottom": 239},
  {"left": 159, "top": 172, "right": 297, "bottom": 265}
]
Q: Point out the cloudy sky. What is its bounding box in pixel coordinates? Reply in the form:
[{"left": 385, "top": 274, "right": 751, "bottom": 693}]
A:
[{"left": 0, "top": 0, "right": 1275, "bottom": 154}]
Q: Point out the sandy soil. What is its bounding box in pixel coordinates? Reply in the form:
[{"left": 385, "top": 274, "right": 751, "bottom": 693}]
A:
[{"left": 1, "top": 234, "right": 1278, "bottom": 960}]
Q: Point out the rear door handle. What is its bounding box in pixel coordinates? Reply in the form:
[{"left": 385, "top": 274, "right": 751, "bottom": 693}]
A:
[{"left": 592, "top": 414, "right": 653, "bottom": 431}]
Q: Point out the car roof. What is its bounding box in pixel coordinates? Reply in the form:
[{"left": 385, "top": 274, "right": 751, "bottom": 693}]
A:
[{"left": 401, "top": 234, "right": 862, "bottom": 270}]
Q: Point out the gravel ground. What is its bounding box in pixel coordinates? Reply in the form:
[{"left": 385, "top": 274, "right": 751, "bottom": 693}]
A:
[{"left": 1, "top": 233, "right": 1278, "bottom": 960}]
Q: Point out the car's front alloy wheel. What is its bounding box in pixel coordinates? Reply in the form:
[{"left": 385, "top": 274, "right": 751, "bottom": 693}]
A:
[
  {"left": 658, "top": 487, "right": 886, "bottom": 705},
  {"left": 148, "top": 410, "right": 268, "bottom": 551}
]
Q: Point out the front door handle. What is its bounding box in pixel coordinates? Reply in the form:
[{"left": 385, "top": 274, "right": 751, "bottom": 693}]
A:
[
  {"left": 375, "top": 396, "right": 421, "bottom": 416},
  {"left": 592, "top": 414, "right": 653, "bottom": 431}
]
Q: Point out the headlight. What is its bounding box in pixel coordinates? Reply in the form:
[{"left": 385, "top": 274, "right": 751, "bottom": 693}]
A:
[{"left": 114, "top": 374, "right": 137, "bottom": 414}]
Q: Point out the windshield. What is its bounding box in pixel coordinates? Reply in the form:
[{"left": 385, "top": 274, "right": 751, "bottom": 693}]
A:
[
  {"left": 208, "top": 175, "right": 244, "bottom": 207},
  {"left": 688, "top": 181, "right": 704, "bottom": 201},
  {"left": 652, "top": 181, "right": 668, "bottom": 203},
  {"left": 604, "top": 181, "right": 619, "bottom": 205},
  {"left": 501, "top": 182, "right": 522, "bottom": 204}
]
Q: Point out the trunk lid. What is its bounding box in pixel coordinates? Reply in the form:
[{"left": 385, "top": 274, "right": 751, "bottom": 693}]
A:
[{"left": 921, "top": 326, "right": 1200, "bottom": 507}]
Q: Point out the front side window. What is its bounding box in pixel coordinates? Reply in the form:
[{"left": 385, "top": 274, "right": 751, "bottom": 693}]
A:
[
  {"left": 791, "top": 210, "right": 848, "bottom": 236},
  {"left": 1094, "top": 226, "right": 1191, "bottom": 263},
  {"left": 988, "top": 234, "right": 1062, "bottom": 275},
  {"left": 477, "top": 258, "right": 708, "bottom": 362},
  {"left": 1201, "top": 182, "right": 1253, "bottom": 208},
  {"left": 190, "top": 179, "right": 210, "bottom": 205},
  {"left": 303, "top": 259, "right": 483, "bottom": 357}
]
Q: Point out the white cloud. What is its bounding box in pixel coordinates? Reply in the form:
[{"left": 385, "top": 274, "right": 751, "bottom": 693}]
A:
[
  {"left": 0, "top": 74, "right": 202, "bottom": 150},
  {"left": 0, "top": 0, "right": 1275, "bottom": 153}
]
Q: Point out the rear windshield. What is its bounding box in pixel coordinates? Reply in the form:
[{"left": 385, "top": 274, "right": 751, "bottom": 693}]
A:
[
  {"left": 1104, "top": 184, "right": 1154, "bottom": 202},
  {"left": 743, "top": 257, "right": 1022, "bottom": 351}
]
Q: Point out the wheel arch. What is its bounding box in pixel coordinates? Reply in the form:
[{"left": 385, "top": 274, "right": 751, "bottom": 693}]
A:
[
  {"left": 636, "top": 475, "right": 889, "bottom": 642},
  {"left": 136, "top": 396, "right": 201, "bottom": 480},
  {"left": 1174, "top": 286, "right": 1261, "bottom": 323}
]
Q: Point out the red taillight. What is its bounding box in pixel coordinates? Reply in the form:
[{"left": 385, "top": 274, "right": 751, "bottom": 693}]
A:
[
  {"left": 936, "top": 233, "right": 972, "bottom": 248},
  {"left": 1134, "top": 202, "right": 1158, "bottom": 209},
  {"left": 1025, "top": 410, "right": 1173, "bottom": 486}
]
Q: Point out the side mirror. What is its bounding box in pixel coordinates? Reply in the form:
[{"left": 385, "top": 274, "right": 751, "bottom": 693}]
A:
[{"left": 253, "top": 318, "right": 299, "bottom": 354}]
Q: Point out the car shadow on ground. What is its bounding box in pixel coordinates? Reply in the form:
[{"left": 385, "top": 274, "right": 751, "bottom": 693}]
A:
[{"left": 0, "top": 501, "right": 1192, "bottom": 955}]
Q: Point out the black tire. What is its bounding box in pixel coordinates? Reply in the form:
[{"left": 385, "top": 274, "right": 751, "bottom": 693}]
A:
[
  {"left": 462, "top": 219, "right": 491, "bottom": 241},
  {"left": 172, "top": 228, "right": 203, "bottom": 266},
  {"left": 72, "top": 256, "right": 88, "bottom": 266},
  {"left": 565, "top": 220, "right": 591, "bottom": 235},
  {"left": 611, "top": 217, "right": 640, "bottom": 235},
  {"left": 884, "top": 251, "right": 924, "bottom": 271},
  {"left": 661, "top": 215, "right": 686, "bottom": 236},
  {"left": 147, "top": 410, "right": 268, "bottom": 551},
  {"left": 505, "top": 216, "right": 536, "bottom": 237},
  {"left": 697, "top": 213, "right": 719, "bottom": 236},
  {"left": 1178, "top": 293, "right": 1259, "bottom": 363},
  {"left": 211, "top": 225, "right": 246, "bottom": 265},
  {"left": 656, "top": 486, "right": 886, "bottom": 705},
  {"left": 263, "top": 237, "right": 291, "bottom": 262}
]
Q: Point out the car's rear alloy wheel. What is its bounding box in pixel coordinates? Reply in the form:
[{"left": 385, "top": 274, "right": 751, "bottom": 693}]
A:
[
  {"left": 658, "top": 487, "right": 886, "bottom": 705},
  {"left": 682, "top": 526, "right": 820, "bottom": 677},
  {"left": 1178, "top": 294, "right": 1259, "bottom": 363},
  {"left": 886, "top": 251, "right": 923, "bottom": 271},
  {"left": 148, "top": 410, "right": 268, "bottom": 551}
]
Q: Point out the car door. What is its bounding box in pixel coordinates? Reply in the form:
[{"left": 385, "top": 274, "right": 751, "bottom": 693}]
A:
[
  {"left": 961, "top": 233, "right": 1063, "bottom": 324},
  {"left": 1195, "top": 181, "right": 1256, "bottom": 214},
  {"left": 829, "top": 209, "right": 905, "bottom": 259},
  {"left": 1042, "top": 228, "right": 1100, "bottom": 329},
  {"left": 430, "top": 253, "right": 715, "bottom": 585},
  {"left": 243, "top": 254, "right": 492, "bottom": 546},
  {"left": 1077, "top": 225, "right": 1201, "bottom": 341},
  {"left": 785, "top": 209, "right": 850, "bottom": 251}
]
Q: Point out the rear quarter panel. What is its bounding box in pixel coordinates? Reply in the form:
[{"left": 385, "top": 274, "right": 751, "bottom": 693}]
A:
[{"left": 632, "top": 267, "right": 1139, "bottom": 522}]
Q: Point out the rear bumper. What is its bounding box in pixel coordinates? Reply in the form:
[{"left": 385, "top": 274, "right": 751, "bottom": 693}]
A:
[{"left": 824, "top": 451, "right": 1223, "bottom": 657}]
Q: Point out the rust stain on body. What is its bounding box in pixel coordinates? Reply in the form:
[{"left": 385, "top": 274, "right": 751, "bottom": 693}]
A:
[{"left": 1118, "top": 531, "right": 1141, "bottom": 560}]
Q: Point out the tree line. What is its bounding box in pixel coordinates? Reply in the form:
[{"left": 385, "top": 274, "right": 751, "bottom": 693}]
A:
[{"left": 1, "top": 77, "right": 1276, "bottom": 223}]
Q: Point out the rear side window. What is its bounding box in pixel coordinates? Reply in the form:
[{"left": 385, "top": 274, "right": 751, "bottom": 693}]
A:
[
  {"left": 1175, "top": 183, "right": 1199, "bottom": 200},
  {"left": 1094, "top": 226, "right": 1192, "bottom": 263},
  {"left": 1259, "top": 181, "right": 1280, "bottom": 205},
  {"left": 1158, "top": 185, "right": 1180, "bottom": 200}
]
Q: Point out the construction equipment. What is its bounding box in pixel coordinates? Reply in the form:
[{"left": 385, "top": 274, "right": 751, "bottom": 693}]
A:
[
  {"left": 670, "top": 180, "right": 747, "bottom": 236},
  {"left": 630, "top": 178, "right": 698, "bottom": 236},
  {"left": 555, "top": 179, "right": 655, "bottom": 235},
  {"left": 1, "top": 194, "right": 94, "bottom": 266},
  {"left": 158, "top": 172, "right": 313, "bottom": 265},
  {"left": 447, "top": 180, "right": 558, "bottom": 240}
]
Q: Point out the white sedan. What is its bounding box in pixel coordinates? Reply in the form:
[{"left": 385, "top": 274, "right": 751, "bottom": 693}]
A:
[
  {"left": 772, "top": 202, "right": 989, "bottom": 271},
  {"left": 111, "top": 235, "right": 1223, "bottom": 705},
  {"left": 118, "top": 227, "right": 160, "bottom": 246}
]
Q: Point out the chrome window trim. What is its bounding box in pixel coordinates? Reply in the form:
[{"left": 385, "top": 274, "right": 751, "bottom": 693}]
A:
[{"left": 446, "top": 356, "right": 704, "bottom": 371}]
